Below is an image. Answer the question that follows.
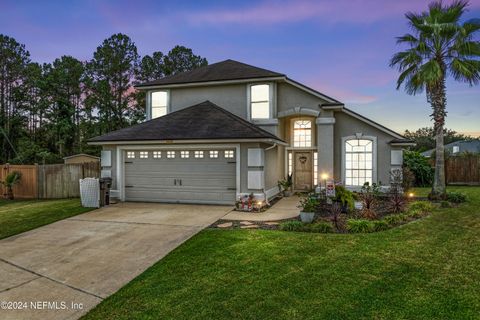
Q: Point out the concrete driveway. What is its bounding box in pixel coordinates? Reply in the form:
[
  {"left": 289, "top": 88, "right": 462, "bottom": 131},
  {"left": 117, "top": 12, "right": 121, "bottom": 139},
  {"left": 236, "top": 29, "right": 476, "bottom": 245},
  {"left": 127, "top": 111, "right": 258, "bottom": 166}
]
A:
[{"left": 0, "top": 202, "right": 231, "bottom": 320}]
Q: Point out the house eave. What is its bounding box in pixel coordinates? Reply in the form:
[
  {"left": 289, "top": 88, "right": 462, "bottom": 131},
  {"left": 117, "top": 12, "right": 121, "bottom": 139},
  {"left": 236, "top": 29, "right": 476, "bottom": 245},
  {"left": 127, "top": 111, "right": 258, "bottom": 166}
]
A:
[
  {"left": 88, "top": 138, "right": 287, "bottom": 146},
  {"left": 134, "top": 76, "right": 286, "bottom": 90}
]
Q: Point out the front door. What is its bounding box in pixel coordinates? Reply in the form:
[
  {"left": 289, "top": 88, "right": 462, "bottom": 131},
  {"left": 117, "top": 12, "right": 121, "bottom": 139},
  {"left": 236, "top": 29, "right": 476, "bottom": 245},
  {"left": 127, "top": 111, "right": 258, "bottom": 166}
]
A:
[{"left": 294, "top": 151, "right": 313, "bottom": 191}]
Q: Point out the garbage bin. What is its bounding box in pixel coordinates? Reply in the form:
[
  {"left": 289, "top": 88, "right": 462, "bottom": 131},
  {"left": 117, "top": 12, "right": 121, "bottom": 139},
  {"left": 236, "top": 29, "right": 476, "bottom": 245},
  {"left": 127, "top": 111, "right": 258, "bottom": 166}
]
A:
[{"left": 99, "top": 177, "right": 112, "bottom": 207}]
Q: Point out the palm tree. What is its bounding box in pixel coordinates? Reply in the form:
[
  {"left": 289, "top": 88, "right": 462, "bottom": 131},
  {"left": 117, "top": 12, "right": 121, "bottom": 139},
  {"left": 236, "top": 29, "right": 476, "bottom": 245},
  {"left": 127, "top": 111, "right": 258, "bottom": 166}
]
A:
[
  {"left": 390, "top": 0, "right": 480, "bottom": 197},
  {"left": 0, "top": 171, "right": 22, "bottom": 200}
]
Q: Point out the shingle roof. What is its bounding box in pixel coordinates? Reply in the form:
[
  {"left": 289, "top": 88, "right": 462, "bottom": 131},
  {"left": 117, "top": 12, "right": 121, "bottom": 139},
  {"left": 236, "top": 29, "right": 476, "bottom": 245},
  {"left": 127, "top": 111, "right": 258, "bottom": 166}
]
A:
[
  {"left": 89, "top": 101, "right": 284, "bottom": 143},
  {"left": 135, "top": 59, "right": 285, "bottom": 87}
]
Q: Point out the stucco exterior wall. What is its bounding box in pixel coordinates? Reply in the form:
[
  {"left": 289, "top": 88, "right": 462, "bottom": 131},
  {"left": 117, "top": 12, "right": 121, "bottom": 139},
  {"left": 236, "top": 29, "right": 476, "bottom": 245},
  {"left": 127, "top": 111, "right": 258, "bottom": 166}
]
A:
[
  {"left": 277, "top": 82, "right": 328, "bottom": 113},
  {"left": 168, "top": 84, "right": 248, "bottom": 118},
  {"left": 333, "top": 112, "right": 394, "bottom": 185}
]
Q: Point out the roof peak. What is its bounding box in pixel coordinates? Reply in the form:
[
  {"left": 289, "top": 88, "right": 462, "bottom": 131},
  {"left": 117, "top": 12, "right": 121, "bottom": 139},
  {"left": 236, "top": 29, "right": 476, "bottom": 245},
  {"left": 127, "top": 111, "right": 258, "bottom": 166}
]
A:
[{"left": 135, "top": 59, "right": 284, "bottom": 88}]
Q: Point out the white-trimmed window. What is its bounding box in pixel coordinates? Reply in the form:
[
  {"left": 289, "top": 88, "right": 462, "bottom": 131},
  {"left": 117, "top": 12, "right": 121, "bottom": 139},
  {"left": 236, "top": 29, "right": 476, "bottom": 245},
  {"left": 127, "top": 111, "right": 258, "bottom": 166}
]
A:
[
  {"left": 151, "top": 91, "right": 168, "bottom": 119},
  {"left": 313, "top": 152, "right": 318, "bottom": 186},
  {"left": 194, "top": 151, "right": 204, "bottom": 158},
  {"left": 345, "top": 139, "right": 373, "bottom": 186},
  {"left": 167, "top": 151, "right": 175, "bottom": 158},
  {"left": 250, "top": 84, "right": 270, "bottom": 119},
  {"left": 139, "top": 151, "right": 149, "bottom": 159},
  {"left": 209, "top": 150, "right": 219, "bottom": 158},
  {"left": 127, "top": 151, "right": 135, "bottom": 159},
  {"left": 153, "top": 151, "right": 161, "bottom": 158},
  {"left": 452, "top": 146, "right": 460, "bottom": 154},
  {"left": 180, "top": 151, "right": 189, "bottom": 158},
  {"left": 224, "top": 150, "right": 234, "bottom": 158},
  {"left": 293, "top": 120, "right": 312, "bottom": 147}
]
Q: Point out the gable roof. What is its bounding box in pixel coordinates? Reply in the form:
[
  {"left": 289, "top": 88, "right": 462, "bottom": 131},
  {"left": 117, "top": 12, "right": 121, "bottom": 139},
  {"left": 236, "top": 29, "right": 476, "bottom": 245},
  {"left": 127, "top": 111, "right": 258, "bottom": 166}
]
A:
[
  {"left": 63, "top": 153, "right": 99, "bottom": 160},
  {"left": 89, "top": 101, "right": 284, "bottom": 143},
  {"left": 135, "top": 59, "right": 285, "bottom": 88}
]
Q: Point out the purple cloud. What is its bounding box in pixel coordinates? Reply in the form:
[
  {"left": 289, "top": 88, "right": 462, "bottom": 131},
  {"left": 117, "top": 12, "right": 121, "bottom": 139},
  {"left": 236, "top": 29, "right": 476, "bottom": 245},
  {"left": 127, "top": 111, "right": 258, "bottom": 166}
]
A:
[{"left": 185, "top": 0, "right": 479, "bottom": 25}]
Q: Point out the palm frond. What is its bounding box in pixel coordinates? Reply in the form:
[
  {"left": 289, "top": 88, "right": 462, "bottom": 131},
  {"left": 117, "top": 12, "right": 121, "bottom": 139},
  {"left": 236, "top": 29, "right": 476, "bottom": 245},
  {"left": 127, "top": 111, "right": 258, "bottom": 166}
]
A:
[
  {"left": 396, "top": 34, "right": 419, "bottom": 45},
  {"left": 450, "top": 58, "right": 480, "bottom": 85}
]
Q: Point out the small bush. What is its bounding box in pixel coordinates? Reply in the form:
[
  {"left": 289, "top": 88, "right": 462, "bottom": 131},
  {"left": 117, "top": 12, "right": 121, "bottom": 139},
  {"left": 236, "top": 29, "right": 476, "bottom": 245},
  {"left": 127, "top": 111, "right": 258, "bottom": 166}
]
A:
[
  {"left": 406, "top": 209, "right": 424, "bottom": 219},
  {"left": 383, "top": 214, "right": 404, "bottom": 226},
  {"left": 440, "top": 200, "right": 452, "bottom": 208},
  {"left": 309, "top": 222, "right": 334, "bottom": 233},
  {"left": 372, "top": 220, "right": 389, "bottom": 232},
  {"left": 446, "top": 192, "right": 467, "bottom": 203},
  {"left": 408, "top": 201, "right": 435, "bottom": 214},
  {"left": 346, "top": 219, "right": 374, "bottom": 233},
  {"left": 280, "top": 220, "right": 304, "bottom": 231}
]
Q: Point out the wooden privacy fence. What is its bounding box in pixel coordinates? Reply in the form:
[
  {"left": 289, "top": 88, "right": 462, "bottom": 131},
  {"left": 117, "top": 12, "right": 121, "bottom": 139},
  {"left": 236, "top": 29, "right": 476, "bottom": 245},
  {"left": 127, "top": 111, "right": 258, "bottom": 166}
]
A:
[
  {"left": 0, "top": 162, "right": 100, "bottom": 199},
  {"left": 0, "top": 164, "right": 38, "bottom": 199},
  {"left": 444, "top": 155, "right": 480, "bottom": 185}
]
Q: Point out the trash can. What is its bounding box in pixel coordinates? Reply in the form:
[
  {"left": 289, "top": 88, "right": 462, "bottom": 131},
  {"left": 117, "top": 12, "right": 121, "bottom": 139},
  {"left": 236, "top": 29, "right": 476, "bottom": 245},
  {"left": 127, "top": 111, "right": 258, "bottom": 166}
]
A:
[
  {"left": 99, "top": 177, "right": 112, "bottom": 207},
  {"left": 80, "top": 178, "right": 100, "bottom": 208}
]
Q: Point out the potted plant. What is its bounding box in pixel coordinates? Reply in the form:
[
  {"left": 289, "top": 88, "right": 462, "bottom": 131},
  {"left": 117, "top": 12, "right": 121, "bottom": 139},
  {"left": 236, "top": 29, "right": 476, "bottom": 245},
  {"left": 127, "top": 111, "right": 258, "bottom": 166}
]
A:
[
  {"left": 297, "top": 195, "right": 319, "bottom": 223},
  {"left": 0, "top": 171, "right": 22, "bottom": 200},
  {"left": 278, "top": 174, "right": 293, "bottom": 197}
]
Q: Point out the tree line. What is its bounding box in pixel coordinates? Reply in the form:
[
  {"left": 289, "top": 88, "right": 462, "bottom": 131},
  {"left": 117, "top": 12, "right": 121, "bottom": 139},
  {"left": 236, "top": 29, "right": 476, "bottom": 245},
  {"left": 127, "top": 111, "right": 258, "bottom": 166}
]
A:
[{"left": 0, "top": 33, "right": 207, "bottom": 164}]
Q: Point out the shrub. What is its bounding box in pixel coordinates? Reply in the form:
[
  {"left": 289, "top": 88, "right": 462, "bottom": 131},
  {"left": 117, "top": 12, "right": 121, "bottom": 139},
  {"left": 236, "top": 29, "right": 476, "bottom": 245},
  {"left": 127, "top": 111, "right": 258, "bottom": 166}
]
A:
[
  {"left": 372, "top": 220, "right": 390, "bottom": 232},
  {"left": 383, "top": 214, "right": 405, "bottom": 226},
  {"left": 280, "top": 220, "right": 304, "bottom": 231},
  {"left": 403, "top": 150, "right": 434, "bottom": 187},
  {"left": 446, "top": 192, "right": 467, "bottom": 203},
  {"left": 309, "top": 222, "right": 334, "bottom": 233},
  {"left": 408, "top": 201, "right": 435, "bottom": 214},
  {"left": 359, "top": 182, "right": 380, "bottom": 219},
  {"left": 346, "top": 219, "right": 374, "bottom": 233},
  {"left": 406, "top": 209, "right": 425, "bottom": 219},
  {"left": 333, "top": 186, "right": 355, "bottom": 211},
  {"left": 440, "top": 200, "right": 452, "bottom": 208}
]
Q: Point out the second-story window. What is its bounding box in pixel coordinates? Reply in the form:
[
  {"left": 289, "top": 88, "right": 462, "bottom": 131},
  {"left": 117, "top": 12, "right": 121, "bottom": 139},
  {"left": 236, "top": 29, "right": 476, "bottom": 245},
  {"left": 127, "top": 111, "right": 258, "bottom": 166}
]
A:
[
  {"left": 293, "top": 120, "right": 312, "bottom": 147},
  {"left": 151, "top": 91, "right": 168, "bottom": 119},
  {"left": 250, "top": 84, "right": 270, "bottom": 119}
]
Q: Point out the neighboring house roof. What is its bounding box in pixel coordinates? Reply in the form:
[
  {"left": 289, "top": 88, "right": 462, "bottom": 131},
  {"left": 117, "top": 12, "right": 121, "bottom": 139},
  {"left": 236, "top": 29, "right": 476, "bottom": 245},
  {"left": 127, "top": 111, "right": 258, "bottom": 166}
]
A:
[
  {"left": 135, "top": 59, "right": 341, "bottom": 103},
  {"left": 422, "top": 140, "right": 480, "bottom": 157},
  {"left": 135, "top": 59, "right": 285, "bottom": 87},
  {"left": 63, "top": 154, "right": 100, "bottom": 160},
  {"left": 89, "top": 101, "right": 284, "bottom": 143}
]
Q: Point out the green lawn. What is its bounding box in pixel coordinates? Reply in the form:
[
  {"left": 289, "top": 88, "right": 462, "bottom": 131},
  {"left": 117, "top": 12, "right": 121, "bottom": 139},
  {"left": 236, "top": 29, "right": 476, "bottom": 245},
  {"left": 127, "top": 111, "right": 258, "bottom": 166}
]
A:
[
  {"left": 0, "top": 198, "right": 94, "bottom": 239},
  {"left": 84, "top": 187, "right": 480, "bottom": 320}
]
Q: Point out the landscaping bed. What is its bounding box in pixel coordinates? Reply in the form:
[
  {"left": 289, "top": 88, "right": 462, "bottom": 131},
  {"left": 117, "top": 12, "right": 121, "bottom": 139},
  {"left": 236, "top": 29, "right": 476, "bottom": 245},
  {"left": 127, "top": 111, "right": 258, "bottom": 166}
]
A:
[{"left": 83, "top": 186, "right": 480, "bottom": 320}]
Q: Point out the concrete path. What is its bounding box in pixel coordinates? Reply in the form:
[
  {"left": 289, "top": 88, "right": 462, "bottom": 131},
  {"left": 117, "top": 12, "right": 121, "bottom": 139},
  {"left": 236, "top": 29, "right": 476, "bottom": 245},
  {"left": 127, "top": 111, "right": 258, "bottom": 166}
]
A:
[
  {"left": 0, "top": 202, "right": 231, "bottom": 320},
  {"left": 223, "top": 196, "right": 300, "bottom": 221}
]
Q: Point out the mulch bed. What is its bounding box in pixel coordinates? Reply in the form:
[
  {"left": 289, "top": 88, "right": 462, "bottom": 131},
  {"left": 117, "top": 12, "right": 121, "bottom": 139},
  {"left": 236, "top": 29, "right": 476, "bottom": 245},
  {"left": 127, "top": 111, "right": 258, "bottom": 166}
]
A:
[{"left": 209, "top": 219, "right": 290, "bottom": 230}]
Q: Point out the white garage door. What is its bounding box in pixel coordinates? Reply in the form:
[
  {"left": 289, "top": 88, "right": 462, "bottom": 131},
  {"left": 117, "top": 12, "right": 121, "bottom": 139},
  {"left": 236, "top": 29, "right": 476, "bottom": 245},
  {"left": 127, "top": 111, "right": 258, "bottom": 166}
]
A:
[{"left": 124, "top": 149, "right": 236, "bottom": 205}]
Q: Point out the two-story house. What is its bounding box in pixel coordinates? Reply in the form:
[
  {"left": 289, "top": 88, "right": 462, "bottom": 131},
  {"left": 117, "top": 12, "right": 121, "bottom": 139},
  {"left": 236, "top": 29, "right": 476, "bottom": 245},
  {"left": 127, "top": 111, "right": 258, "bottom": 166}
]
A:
[{"left": 89, "top": 60, "right": 414, "bottom": 205}]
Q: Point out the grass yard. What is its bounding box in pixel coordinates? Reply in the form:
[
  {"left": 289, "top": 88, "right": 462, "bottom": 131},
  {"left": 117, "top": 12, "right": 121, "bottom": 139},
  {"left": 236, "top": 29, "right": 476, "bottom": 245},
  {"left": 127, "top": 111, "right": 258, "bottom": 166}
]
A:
[
  {"left": 84, "top": 187, "right": 480, "bottom": 320},
  {"left": 0, "top": 198, "right": 94, "bottom": 239}
]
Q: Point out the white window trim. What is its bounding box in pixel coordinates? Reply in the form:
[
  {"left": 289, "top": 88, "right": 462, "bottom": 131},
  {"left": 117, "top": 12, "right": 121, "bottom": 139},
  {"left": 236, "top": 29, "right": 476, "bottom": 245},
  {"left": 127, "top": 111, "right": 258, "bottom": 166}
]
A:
[
  {"left": 293, "top": 119, "right": 313, "bottom": 148},
  {"left": 116, "top": 145, "right": 241, "bottom": 202},
  {"left": 247, "top": 82, "right": 275, "bottom": 121},
  {"left": 147, "top": 89, "right": 170, "bottom": 120},
  {"left": 341, "top": 135, "right": 377, "bottom": 187}
]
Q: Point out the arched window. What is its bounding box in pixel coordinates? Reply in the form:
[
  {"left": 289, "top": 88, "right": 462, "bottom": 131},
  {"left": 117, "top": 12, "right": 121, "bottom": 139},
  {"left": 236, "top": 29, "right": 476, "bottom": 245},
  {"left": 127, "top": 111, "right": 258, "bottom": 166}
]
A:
[
  {"left": 293, "top": 120, "right": 312, "bottom": 147},
  {"left": 345, "top": 139, "right": 373, "bottom": 186}
]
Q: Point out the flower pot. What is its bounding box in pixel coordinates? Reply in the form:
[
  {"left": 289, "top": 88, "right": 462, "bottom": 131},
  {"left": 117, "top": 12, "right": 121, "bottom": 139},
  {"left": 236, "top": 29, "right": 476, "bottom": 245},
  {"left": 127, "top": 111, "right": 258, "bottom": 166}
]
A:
[
  {"left": 300, "top": 211, "right": 315, "bottom": 223},
  {"left": 283, "top": 190, "right": 293, "bottom": 197}
]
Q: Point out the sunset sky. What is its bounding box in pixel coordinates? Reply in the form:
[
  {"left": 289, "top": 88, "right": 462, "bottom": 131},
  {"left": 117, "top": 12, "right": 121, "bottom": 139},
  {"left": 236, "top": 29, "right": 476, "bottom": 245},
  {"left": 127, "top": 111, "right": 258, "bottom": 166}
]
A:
[{"left": 1, "top": 0, "right": 479, "bottom": 136}]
